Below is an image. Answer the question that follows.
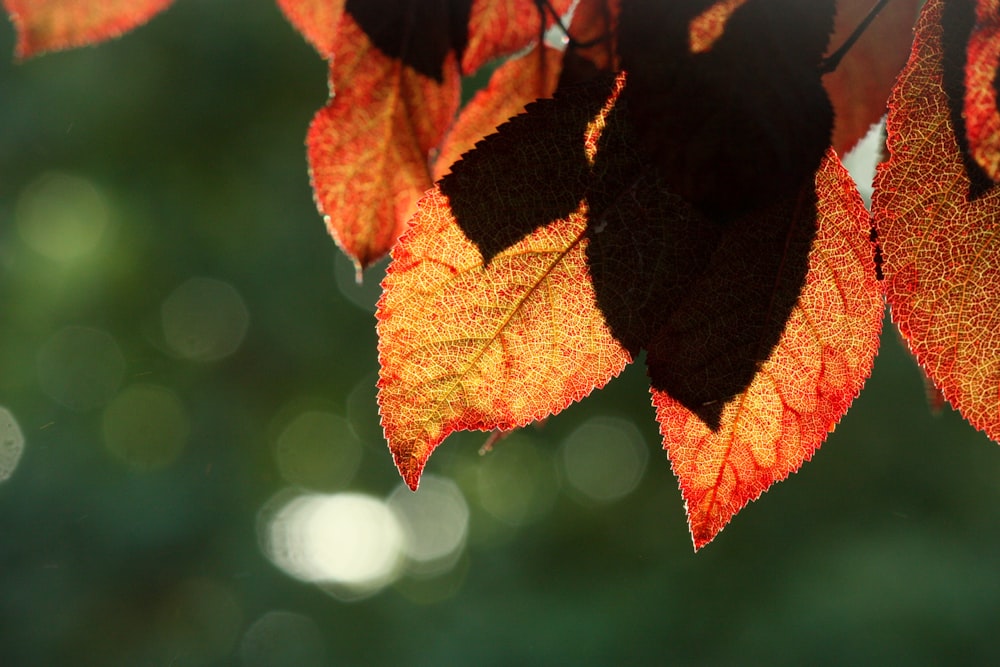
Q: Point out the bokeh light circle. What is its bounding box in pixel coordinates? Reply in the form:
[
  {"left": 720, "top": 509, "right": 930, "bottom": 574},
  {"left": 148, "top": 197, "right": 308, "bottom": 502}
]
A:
[
  {"left": 558, "top": 415, "right": 648, "bottom": 504},
  {"left": 240, "top": 610, "right": 325, "bottom": 667},
  {"left": 0, "top": 407, "right": 25, "bottom": 483},
  {"left": 37, "top": 326, "right": 125, "bottom": 411},
  {"left": 477, "top": 435, "right": 558, "bottom": 527},
  {"left": 102, "top": 384, "right": 190, "bottom": 470},
  {"left": 260, "top": 491, "right": 404, "bottom": 600},
  {"left": 16, "top": 171, "right": 110, "bottom": 261},
  {"left": 274, "top": 410, "right": 361, "bottom": 491},
  {"left": 388, "top": 475, "right": 469, "bottom": 577},
  {"left": 161, "top": 277, "right": 249, "bottom": 361}
]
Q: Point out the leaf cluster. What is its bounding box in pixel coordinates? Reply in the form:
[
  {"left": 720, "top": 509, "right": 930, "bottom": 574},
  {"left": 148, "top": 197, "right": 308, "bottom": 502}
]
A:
[{"left": 8, "top": 0, "right": 1000, "bottom": 550}]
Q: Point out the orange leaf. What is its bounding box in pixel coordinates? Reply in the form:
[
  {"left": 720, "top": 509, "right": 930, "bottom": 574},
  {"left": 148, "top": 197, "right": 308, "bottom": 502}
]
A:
[
  {"left": 433, "top": 43, "right": 563, "bottom": 181},
  {"left": 655, "top": 149, "right": 883, "bottom": 550},
  {"left": 275, "top": 0, "right": 344, "bottom": 59},
  {"left": 823, "top": 0, "right": 921, "bottom": 155},
  {"left": 4, "top": 0, "right": 172, "bottom": 59},
  {"left": 378, "top": 76, "right": 632, "bottom": 489},
  {"left": 307, "top": 13, "right": 460, "bottom": 273},
  {"left": 966, "top": 0, "right": 1000, "bottom": 179},
  {"left": 687, "top": 0, "right": 747, "bottom": 54},
  {"left": 873, "top": 0, "right": 1000, "bottom": 441},
  {"left": 462, "top": 0, "right": 572, "bottom": 73}
]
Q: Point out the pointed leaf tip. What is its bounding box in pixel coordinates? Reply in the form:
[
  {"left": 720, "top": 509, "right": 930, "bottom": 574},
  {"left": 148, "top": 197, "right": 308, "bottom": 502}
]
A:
[
  {"left": 307, "top": 14, "right": 459, "bottom": 270},
  {"left": 656, "top": 150, "right": 883, "bottom": 550}
]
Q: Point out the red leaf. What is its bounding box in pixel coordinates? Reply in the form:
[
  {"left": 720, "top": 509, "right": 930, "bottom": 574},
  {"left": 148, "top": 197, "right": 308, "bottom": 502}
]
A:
[
  {"left": 4, "top": 0, "right": 172, "bottom": 59},
  {"left": 433, "top": 43, "right": 563, "bottom": 181},
  {"left": 823, "top": 0, "right": 921, "bottom": 155},
  {"left": 462, "top": 0, "right": 572, "bottom": 73},
  {"left": 873, "top": 0, "right": 1000, "bottom": 441},
  {"left": 275, "top": 0, "right": 344, "bottom": 58},
  {"left": 557, "top": 0, "right": 619, "bottom": 85},
  {"left": 966, "top": 0, "right": 1000, "bottom": 179},
  {"left": 378, "top": 75, "right": 632, "bottom": 489},
  {"left": 655, "top": 149, "right": 883, "bottom": 550},
  {"left": 307, "top": 13, "right": 460, "bottom": 273}
]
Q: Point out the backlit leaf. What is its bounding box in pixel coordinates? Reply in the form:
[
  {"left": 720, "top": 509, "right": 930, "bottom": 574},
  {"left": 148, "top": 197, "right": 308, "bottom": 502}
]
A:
[
  {"left": 307, "top": 13, "right": 460, "bottom": 273},
  {"left": 462, "top": 0, "right": 572, "bottom": 73},
  {"left": 557, "top": 0, "right": 619, "bottom": 85},
  {"left": 966, "top": 0, "right": 1000, "bottom": 179},
  {"left": 432, "top": 43, "right": 563, "bottom": 181},
  {"left": 4, "top": 0, "right": 172, "bottom": 59},
  {"left": 874, "top": 0, "right": 1000, "bottom": 441},
  {"left": 655, "top": 150, "right": 883, "bottom": 550},
  {"left": 823, "top": 0, "right": 921, "bottom": 155},
  {"left": 276, "top": 0, "right": 344, "bottom": 58},
  {"left": 378, "top": 76, "right": 631, "bottom": 489}
]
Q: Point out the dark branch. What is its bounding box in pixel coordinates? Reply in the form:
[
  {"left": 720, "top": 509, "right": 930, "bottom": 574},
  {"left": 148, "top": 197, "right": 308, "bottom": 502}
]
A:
[{"left": 820, "top": 0, "right": 892, "bottom": 74}]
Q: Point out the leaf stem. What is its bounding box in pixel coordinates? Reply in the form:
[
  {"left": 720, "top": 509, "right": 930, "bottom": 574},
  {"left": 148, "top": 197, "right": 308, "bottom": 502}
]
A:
[
  {"left": 820, "top": 0, "right": 892, "bottom": 74},
  {"left": 534, "top": 0, "right": 608, "bottom": 50}
]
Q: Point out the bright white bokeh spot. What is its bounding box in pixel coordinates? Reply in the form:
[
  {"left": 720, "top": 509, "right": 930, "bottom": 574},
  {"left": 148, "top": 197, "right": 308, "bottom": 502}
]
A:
[
  {"left": 274, "top": 411, "right": 361, "bottom": 491},
  {"left": 559, "top": 416, "right": 648, "bottom": 504},
  {"left": 102, "top": 384, "right": 190, "bottom": 470},
  {"left": 161, "top": 277, "right": 249, "bottom": 362},
  {"left": 16, "top": 171, "right": 110, "bottom": 261},
  {"left": 477, "top": 436, "right": 557, "bottom": 527},
  {"left": 0, "top": 407, "right": 25, "bottom": 483},
  {"left": 261, "top": 491, "right": 404, "bottom": 600},
  {"left": 37, "top": 326, "right": 125, "bottom": 411},
  {"left": 388, "top": 475, "right": 469, "bottom": 577},
  {"left": 240, "top": 610, "right": 325, "bottom": 667}
]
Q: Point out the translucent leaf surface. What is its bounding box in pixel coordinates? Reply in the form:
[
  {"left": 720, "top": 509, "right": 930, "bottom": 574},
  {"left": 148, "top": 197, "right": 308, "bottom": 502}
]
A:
[
  {"left": 874, "top": 0, "right": 1000, "bottom": 441},
  {"left": 4, "top": 0, "right": 172, "bottom": 59},
  {"left": 275, "top": 0, "right": 344, "bottom": 58},
  {"left": 307, "top": 14, "right": 460, "bottom": 273},
  {"left": 966, "top": 0, "right": 1000, "bottom": 179},
  {"left": 378, "top": 76, "right": 631, "bottom": 489},
  {"left": 656, "top": 150, "right": 883, "bottom": 550}
]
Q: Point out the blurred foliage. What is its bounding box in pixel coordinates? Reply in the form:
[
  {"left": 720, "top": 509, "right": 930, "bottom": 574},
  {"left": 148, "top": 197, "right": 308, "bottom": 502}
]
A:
[{"left": 1, "top": 2, "right": 1000, "bottom": 665}]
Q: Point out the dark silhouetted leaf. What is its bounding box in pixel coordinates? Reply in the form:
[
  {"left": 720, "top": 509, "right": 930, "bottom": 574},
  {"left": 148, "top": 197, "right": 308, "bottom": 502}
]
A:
[{"left": 616, "top": 0, "right": 835, "bottom": 216}]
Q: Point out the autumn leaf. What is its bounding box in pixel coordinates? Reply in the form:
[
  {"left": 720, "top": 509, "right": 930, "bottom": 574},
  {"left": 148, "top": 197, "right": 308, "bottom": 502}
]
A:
[
  {"left": 433, "top": 43, "right": 564, "bottom": 180},
  {"left": 307, "top": 12, "right": 461, "bottom": 274},
  {"left": 965, "top": 0, "right": 1000, "bottom": 179},
  {"left": 275, "top": 0, "right": 344, "bottom": 58},
  {"left": 462, "top": 0, "right": 573, "bottom": 73},
  {"left": 557, "top": 0, "right": 619, "bottom": 86},
  {"left": 823, "top": 0, "right": 921, "bottom": 155},
  {"left": 380, "top": 58, "right": 881, "bottom": 549},
  {"left": 378, "top": 75, "right": 631, "bottom": 489},
  {"left": 656, "top": 149, "right": 883, "bottom": 550},
  {"left": 873, "top": 0, "right": 1000, "bottom": 442},
  {"left": 298, "top": 0, "right": 576, "bottom": 272},
  {"left": 4, "top": 0, "right": 173, "bottom": 59},
  {"left": 616, "top": 0, "right": 835, "bottom": 216}
]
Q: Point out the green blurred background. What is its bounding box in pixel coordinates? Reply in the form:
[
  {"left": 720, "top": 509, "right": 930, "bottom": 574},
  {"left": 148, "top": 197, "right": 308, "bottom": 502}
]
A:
[{"left": 2, "top": 2, "right": 999, "bottom": 665}]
